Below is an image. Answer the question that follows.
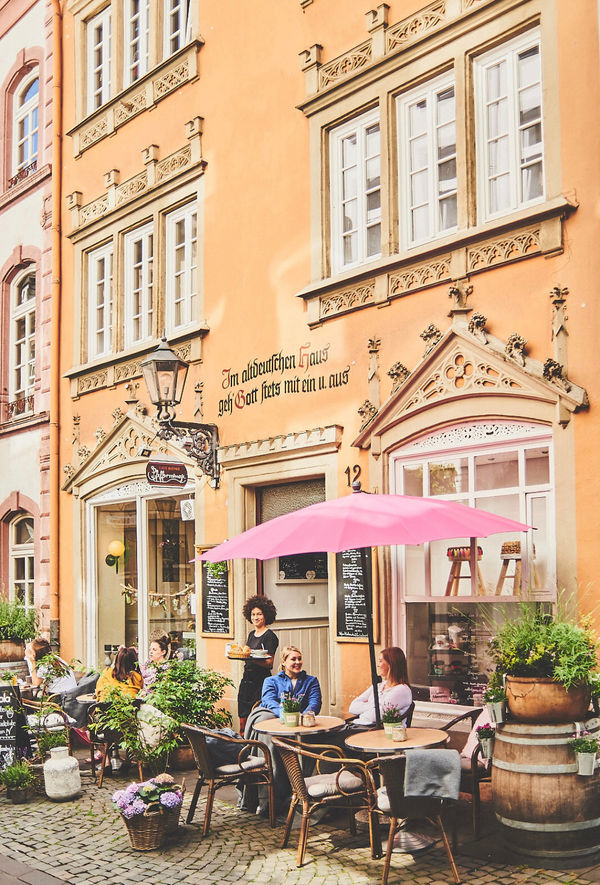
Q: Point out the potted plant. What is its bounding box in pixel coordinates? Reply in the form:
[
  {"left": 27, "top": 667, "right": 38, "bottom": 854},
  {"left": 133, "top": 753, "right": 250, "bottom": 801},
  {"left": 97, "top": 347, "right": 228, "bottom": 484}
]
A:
[
  {"left": 0, "top": 595, "right": 38, "bottom": 663},
  {"left": 484, "top": 671, "right": 507, "bottom": 724},
  {"left": 567, "top": 733, "right": 599, "bottom": 776},
  {"left": 491, "top": 605, "right": 599, "bottom": 723},
  {"left": 150, "top": 661, "right": 233, "bottom": 768},
  {"left": 280, "top": 692, "right": 303, "bottom": 727},
  {"left": 112, "top": 773, "right": 184, "bottom": 850},
  {"left": 0, "top": 759, "right": 37, "bottom": 803},
  {"left": 476, "top": 722, "right": 496, "bottom": 759},
  {"left": 382, "top": 705, "right": 404, "bottom": 738}
]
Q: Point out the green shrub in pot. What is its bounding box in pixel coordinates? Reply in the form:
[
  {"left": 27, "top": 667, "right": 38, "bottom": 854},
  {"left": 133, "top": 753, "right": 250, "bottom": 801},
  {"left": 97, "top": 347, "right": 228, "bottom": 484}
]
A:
[
  {"left": 0, "top": 595, "right": 38, "bottom": 642},
  {"left": 150, "top": 660, "right": 233, "bottom": 731}
]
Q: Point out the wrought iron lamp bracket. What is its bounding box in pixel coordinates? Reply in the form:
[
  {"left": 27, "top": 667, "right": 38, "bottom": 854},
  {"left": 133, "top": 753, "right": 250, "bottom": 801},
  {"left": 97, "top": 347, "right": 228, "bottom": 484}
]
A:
[{"left": 155, "top": 418, "right": 220, "bottom": 486}]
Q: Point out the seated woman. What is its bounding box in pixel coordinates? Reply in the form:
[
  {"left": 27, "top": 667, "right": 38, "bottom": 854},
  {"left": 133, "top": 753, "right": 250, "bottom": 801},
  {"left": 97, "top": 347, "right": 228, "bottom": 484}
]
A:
[
  {"left": 140, "top": 633, "right": 171, "bottom": 692},
  {"left": 261, "top": 645, "right": 321, "bottom": 717},
  {"left": 348, "top": 646, "right": 412, "bottom": 727},
  {"left": 96, "top": 646, "right": 143, "bottom": 700},
  {"left": 25, "top": 638, "right": 77, "bottom": 695}
]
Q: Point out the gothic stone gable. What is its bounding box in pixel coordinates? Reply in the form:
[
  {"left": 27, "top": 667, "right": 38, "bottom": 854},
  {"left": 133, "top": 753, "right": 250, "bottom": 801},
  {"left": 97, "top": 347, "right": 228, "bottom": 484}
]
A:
[{"left": 353, "top": 325, "right": 587, "bottom": 450}]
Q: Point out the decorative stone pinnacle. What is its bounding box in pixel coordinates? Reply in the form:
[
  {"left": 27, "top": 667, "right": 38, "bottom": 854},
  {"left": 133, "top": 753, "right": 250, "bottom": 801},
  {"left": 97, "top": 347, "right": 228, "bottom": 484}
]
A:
[
  {"left": 505, "top": 333, "right": 527, "bottom": 367},
  {"left": 468, "top": 312, "right": 488, "bottom": 343},
  {"left": 387, "top": 362, "right": 410, "bottom": 392},
  {"left": 420, "top": 324, "right": 442, "bottom": 354},
  {"left": 358, "top": 400, "right": 378, "bottom": 431},
  {"left": 543, "top": 358, "right": 571, "bottom": 392}
]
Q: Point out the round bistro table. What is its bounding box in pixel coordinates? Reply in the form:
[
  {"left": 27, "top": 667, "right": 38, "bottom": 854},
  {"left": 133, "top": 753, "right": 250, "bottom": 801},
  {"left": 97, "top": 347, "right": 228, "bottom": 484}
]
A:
[{"left": 254, "top": 714, "right": 346, "bottom": 742}]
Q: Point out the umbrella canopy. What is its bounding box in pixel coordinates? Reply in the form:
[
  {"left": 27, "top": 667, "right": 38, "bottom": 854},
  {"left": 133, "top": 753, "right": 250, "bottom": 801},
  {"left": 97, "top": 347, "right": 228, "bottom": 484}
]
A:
[
  {"left": 197, "top": 490, "right": 531, "bottom": 562},
  {"left": 197, "top": 487, "right": 531, "bottom": 726}
]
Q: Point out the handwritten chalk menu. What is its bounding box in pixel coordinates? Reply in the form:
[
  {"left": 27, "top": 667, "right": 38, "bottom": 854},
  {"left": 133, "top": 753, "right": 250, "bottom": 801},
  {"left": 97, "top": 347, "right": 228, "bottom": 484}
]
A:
[
  {"left": 201, "top": 563, "right": 232, "bottom": 636},
  {"left": 0, "top": 684, "right": 28, "bottom": 763},
  {"left": 336, "top": 548, "right": 371, "bottom": 639}
]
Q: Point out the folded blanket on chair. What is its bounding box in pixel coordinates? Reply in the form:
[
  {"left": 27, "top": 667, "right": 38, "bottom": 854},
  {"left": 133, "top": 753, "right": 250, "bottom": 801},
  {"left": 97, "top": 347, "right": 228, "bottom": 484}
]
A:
[{"left": 404, "top": 749, "right": 461, "bottom": 800}]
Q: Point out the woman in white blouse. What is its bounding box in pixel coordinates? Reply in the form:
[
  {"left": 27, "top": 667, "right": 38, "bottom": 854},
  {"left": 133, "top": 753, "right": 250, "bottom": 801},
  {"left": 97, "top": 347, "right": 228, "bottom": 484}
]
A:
[{"left": 349, "top": 646, "right": 412, "bottom": 726}]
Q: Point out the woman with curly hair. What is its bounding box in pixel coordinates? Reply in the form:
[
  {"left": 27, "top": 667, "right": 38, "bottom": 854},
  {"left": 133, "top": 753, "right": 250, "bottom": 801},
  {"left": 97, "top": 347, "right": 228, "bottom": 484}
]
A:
[{"left": 238, "top": 595, "right": 278, "bottom": 734}]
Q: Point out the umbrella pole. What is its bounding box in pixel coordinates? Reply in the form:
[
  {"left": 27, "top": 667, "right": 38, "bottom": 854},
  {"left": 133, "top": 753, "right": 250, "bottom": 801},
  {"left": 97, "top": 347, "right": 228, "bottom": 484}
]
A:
[{"left": 361, "top": 546, "right": 381, "bottom": 728}]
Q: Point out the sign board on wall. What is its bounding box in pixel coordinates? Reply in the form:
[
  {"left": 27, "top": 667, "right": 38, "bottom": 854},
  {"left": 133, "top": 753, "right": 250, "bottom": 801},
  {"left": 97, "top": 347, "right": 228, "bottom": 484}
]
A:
[
  {"left": 200, "top": 559, "right": 233, "bottom": 638},
  {"left": 146, "top": 460, "right": 188, "bottom": 487},
  {"left": 335, "top": 548, "right": 372, "bottom": 641}
]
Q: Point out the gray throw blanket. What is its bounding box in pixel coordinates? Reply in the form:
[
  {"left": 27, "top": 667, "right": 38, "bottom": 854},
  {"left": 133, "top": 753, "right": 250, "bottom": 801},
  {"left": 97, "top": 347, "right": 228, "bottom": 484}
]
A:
[{"left": 404, "top": 749, "right": 461, "bottom": 800}]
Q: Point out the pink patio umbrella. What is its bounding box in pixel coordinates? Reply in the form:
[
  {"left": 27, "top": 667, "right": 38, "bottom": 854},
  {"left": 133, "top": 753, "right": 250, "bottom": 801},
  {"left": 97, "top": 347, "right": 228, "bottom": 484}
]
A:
[{"left": 197, "top": 484, "right": 531, "bottom": 725}]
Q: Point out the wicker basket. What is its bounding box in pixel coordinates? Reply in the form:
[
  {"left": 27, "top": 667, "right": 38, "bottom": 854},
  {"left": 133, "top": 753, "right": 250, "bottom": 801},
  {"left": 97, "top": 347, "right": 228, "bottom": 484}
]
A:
[
  {"left": 501, "top": 540, "right": 521, "bottom": 556},
  {"left": 163, "top": 785, "right": 185, "bottom": 837},
  {"left": 122, "top": 807, "right": 167, "bottom": 850}
]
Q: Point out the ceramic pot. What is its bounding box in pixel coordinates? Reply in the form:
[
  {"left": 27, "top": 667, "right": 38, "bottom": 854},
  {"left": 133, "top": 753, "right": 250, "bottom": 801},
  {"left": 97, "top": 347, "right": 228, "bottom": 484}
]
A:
[
  {"left": 383, "top": 723, "right": 396, "bottom": 738},
  {"left": 577, "top": 753, "right": 596, "bottom": 776},
  {"left": 43, "top": 746, "right": 81, "bottom": 801},
  {"left": 486, "top": 701, "right": 505, "bottom": 724},
  {"left": 505, "top": 676, "right": 590, "bottom": 724},
  {"left": 283, "top": 712, "right": 300, "bottom": 727}
]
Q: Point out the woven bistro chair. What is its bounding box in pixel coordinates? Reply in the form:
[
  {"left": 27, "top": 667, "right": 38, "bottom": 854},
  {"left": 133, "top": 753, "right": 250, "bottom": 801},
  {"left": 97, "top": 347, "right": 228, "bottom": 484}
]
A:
[
  {"left": 377, "top": 752, "right": 461, "bottom": 885},
  {"left": 440, "top": 707, "right": 489, "bottom": 838},
  {"left": 271, "top": 736, "right": 383, "bottom": 868},
  {"left": 86, "top": 701, "right": 144, "bottom": 788},
  {"left": 22, "top": 698, "right": 73, "bottom": 757},
  {"left": 182, "top": 723, "right": 275, "bottom": 834}
]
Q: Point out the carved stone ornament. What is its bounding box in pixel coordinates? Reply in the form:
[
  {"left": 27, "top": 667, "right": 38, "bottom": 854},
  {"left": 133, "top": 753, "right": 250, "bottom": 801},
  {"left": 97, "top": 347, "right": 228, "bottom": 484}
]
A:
[
  {"left": 543, "top": 358, "right": 571, "bottom": 392},
  {"left": 112, "top": 407, "right": 125, "bottom": 424},
  {"left": 468, "top": 312, "right": 488, "bottom": 343},
  {"left": 358, "top": 399, "right": 378, "bottom": 431},
  {"left": 448, "top": 281, "right": 473, "bottom": 310},
  {"left": 320, "top": 280, "right": 376, "bottom": 318},
  {"left": 420, "top": 324, "right": 443, "bottom": 355},
  {"left": 318, "top": 40, "right": 372, "bottom": 90},
  {"left": 385, "top": 1, "right": 446, "bottom": 54},
  {"left": 77, "top": 445, "right": 91, "bottom": 464},
  {"left": 505, "top": 333, "right": 527, "bottom": 366},
  {"left": 95, "top": 428, "right": 106, "bottom": 444},
  {"left": 63, "top": 463, "right": 75, "bottom": 481},
  {"left": 387, "top": 361, "right": 410, "bottom": 393}
]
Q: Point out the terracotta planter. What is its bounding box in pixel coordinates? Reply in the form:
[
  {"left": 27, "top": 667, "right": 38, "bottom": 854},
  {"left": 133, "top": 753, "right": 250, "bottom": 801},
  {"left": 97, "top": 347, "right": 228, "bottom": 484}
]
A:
[
  {"left": 170, "top": 745, "right": 195, "bottom": 771},
  {"left": 0, "top": 639, "right": 25, "bottom": 663},
  {"left": 505, "top": 676, "right": 590, "bottom": 724}
]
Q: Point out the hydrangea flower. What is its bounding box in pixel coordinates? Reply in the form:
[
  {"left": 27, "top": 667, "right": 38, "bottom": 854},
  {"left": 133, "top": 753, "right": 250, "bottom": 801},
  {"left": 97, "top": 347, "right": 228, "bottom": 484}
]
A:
[
  {"left": 112, "top": 789, "right": 126, "bottom": 804},
  {"left": 159, "top": 791, "right": 182, "bottom": 809},
  {"left": 153, "top": 773, "right": 174, "bottom": 785},
  {"left": 125, "top": 783, "right": 140, "bottom": 796},
  {"left": 130, "top": 798, "right": 147, "bottom": 816}
]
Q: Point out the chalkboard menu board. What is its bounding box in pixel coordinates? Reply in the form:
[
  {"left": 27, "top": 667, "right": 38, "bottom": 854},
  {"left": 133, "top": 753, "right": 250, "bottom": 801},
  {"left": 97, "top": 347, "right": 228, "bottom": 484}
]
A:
[
  {"left": 336, "top": 548, "right": 371, "bottom": 640},
  {"left": 0, "top": 684, "right": 28, "bottom": 763},
  {"left": 201, "top": 562, "right": 232, "bottom": 637},
  {"left": 278, "top": 553, "right": 328, "bottom": 582}
]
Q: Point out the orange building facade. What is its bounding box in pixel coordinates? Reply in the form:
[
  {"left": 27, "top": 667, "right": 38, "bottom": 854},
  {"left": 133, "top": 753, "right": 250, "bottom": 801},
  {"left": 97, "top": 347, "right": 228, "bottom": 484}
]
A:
[{"left": 57, "top": 0, "right": 600, "bottom": 721}]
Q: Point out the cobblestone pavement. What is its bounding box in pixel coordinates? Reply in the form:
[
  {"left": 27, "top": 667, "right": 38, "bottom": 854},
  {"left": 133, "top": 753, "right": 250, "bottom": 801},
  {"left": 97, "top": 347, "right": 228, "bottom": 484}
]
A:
[{"left": 1, "top": 765, "right": 600, "bottom": 885}]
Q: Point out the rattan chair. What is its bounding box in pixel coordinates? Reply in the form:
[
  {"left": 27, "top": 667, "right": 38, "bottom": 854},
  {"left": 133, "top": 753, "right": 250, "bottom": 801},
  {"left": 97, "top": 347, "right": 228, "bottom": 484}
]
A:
[
  {"left": 182, "top": 723, "right": 276, "bottom": 834},
  {"left": 271, "top": 736, "right": 383, "bottom": 868},
  {"left": 86, "top": 701, "right": 144, "bottom": 787},
  {"left": 440, "top": 708, "right": 489, "bottom": 838},
  {"left": 377, "top": 752, "right": 461, "bottom": 885},
  {"left": 22, "top": 698, "right": 72, "bottom": 757}
]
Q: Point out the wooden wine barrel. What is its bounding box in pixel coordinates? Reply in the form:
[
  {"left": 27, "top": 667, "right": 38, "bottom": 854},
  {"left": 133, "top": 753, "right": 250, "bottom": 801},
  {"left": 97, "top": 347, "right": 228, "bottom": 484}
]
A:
[{"left": 492, "top": 720, "right": 600, "bottom": 860}]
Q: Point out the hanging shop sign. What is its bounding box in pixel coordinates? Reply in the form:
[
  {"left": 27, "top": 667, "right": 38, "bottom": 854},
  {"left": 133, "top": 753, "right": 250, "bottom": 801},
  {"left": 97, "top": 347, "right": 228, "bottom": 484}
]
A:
[{"left": 146, "top": 460, "right": 188, "bottom": 487}]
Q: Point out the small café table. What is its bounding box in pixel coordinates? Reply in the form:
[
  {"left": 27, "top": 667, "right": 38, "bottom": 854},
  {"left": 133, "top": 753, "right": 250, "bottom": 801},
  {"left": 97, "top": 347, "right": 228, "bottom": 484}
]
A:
[
  {"left": 254, "top": 714, "right": 346, "bottom": 742},
  {"left": 344, "top": 726, "right": 449, "bottom": 853}
]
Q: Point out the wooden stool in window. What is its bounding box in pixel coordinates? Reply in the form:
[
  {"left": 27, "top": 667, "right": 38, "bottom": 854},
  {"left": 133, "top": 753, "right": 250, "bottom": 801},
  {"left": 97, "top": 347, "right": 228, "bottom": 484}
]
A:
[
  {"left": 495, "top": 541, "right": 540, "bottom": 595},
  {"left": 444, "top": 546, "right": 485, "bottom": 596}
]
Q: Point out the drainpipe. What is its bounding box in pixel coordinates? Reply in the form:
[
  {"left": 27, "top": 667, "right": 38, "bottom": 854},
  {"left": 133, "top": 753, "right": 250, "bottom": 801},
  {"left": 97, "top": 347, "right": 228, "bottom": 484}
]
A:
[{"left": 49, "top": 0, "right": 63, "bottom": 648}]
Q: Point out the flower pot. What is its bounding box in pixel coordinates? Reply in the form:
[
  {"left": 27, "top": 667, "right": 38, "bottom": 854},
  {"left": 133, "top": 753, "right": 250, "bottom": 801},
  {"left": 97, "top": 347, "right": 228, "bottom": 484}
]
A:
[
  {"left": 505, "top": 676, "right": 591, "bottom": 724},
  {"left": 9, "top": 786, "right": 35, "bottom": 804},
  {"left": 479, "top": 737, "right": 494, "bottom": 759},
  {"left": 283, "top": 712, "right": 300, "bottom": 727},
  {"left": 122, "top": 808, "right": 167, "bottom": 850},
  {"left": 43, "top": 746, "right": 81, "bottom": 801},
  {"left": 383, "top": 723, "right": 396, "bottom": 738},
  {"left": 576, "top": 753, "right": 597, "bottom": 776},
  {"left": 486, "top": 701, "right": 505, "bottom": 724}
]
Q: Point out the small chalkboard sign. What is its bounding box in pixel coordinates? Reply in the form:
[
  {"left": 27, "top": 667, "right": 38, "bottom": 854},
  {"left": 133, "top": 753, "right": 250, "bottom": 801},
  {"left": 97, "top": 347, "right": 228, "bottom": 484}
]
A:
[
  {"left": 335, "top": 548, "right": 371, "bottom": 640},
  {"left": 200, "top": 561, "right": 232, "bottom": 637},
  {"left": 278, "top": 553, "right": 328, "bottom": 582},
  {"left": 0, "top": 684, "right": 29, "bottom": 763}
]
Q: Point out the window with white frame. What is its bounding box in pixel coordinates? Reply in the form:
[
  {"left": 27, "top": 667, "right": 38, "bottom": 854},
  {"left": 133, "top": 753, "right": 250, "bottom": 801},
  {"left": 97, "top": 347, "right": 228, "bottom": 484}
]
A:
[
  {"left": 124, "top": 0, "right": 150, "bottom": 87},
  {"left": 164, "top": 0, "right": 191, "bottom": 57},
  {"left": 10, "top": 516, "right": 35, "bottom": 612},
  {"left": 165, "top": 203, "right": 197, "bottom": 331},
  {"left": 87, "top": 242, "right": 113, "bottom": 359},
  {"left": 124, "top": 223, "right": 153, "bottom": 348},
  {"left": 86, "top": 6, "right": 111, "bottom": 113},
  {"left": 11, "top": 272, "right": 36, "bottom": 410},
  {"left": 397, "top": 74, "right": 457, "bottom": 247},
  {"left": 330, "top": 109, "right": 381, "bottom": 274},
  {"left": 475, "top": 29, "right": 544, "bottom": 220},
  {"left": 14, "top": 74, "right": 39, "bottom": 174}
]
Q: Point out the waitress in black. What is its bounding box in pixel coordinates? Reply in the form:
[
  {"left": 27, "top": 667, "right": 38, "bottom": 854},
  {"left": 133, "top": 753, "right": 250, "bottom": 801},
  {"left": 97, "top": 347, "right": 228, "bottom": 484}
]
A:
[{"left": 238, "top": 595, "right": 278, "bottom": 735}]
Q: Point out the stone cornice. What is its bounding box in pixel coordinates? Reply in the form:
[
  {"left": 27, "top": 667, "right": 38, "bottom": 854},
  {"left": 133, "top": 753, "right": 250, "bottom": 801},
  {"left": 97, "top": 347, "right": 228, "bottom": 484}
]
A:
[
  {"left": 218, "top": 425, "right": 344, "bottom": 468},
  {"left": 297, "top": 196, "right": 576, "bottom": 326},
  {"left": 0, "top": 164, "right": 51, "bottom": 211},
  {"left": 67, "top": 42, "right": 202, "bottom": 157}
]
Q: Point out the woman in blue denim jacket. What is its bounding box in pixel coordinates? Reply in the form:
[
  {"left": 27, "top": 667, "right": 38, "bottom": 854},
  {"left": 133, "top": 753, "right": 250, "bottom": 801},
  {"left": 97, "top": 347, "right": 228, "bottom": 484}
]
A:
[{"left": 260, "top": 646, "right": 322, "bottom": 717}]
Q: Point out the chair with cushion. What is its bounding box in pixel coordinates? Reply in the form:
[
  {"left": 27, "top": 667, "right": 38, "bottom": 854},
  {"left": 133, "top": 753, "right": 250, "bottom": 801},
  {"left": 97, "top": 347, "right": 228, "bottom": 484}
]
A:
[
  {"left": 22, "top": 699, "right": 73, "bottom": 757},
  {"left": 377, "top": 751, "right": 461, "bottom": 885},
  {"left": 271, "top": 736, "right": 382, "bottom": 867},
  {"left": 182, "top": 723, "right": 276, "bottom": 834},
  {"left": 441, "top": 707, "right": 490, "bottom": 838}
]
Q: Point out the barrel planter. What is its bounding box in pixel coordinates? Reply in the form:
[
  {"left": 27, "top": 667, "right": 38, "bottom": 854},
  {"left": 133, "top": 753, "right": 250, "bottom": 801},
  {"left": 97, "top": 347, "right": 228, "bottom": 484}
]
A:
[
  {"left": 505, "top": 676, "right": 590, "bottom": 724},
  {"left": 0, "top": 639, "right": 25, "bottom": 663},
  {"left": 492, "top": 720, "right": 600, "bottom": 860}
]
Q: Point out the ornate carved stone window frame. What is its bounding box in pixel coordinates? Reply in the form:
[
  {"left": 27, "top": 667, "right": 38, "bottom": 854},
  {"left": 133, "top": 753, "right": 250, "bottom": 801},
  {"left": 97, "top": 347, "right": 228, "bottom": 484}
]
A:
[{"left": 297, "top": 0, "right": 566, "bottom": 324}]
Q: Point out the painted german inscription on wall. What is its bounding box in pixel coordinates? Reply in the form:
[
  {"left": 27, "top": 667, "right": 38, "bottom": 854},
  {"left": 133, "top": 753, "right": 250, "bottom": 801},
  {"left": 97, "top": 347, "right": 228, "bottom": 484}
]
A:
[{"left": 219, "top": 343, "right": 351, "bottom": 417}]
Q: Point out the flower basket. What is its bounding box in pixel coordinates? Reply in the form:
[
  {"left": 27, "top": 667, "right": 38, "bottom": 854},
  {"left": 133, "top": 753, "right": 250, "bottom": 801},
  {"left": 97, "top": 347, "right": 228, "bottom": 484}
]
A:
[
  {"left": 122, "top": 807, "right": 167, "bottom": 850},
  {"left": 163, "top": 784, "right": 185, "bottom": 836}
]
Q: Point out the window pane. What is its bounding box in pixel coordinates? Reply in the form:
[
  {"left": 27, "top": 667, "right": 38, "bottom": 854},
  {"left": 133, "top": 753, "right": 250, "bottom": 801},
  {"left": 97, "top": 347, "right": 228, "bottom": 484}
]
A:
[
  {"left": 519, "top": 85, "right": 541, "bottom": 126},
  {"left": 366, "top": 223, "right": 380, "bottom": 257},
  {"left": 343, "top": 198, "right": 357, "bottom": 232},
  {"left": 518, "top": 46, "right": 540, "bottom": 87},
  {"left": 403, "top": 465, "right": 423, "bottom": 496},
  {"left": 439, "top": 195, "right": 457, "bottom": 229},
  {"left": 436, "top": 87, "right": 455, "bottom": 124},
  {"left": 365, "top": 157, "right": 380, "bottom": 191},
  {"left": 342, "top": 167, "right": 357, "bottom": 200},
  {"left": 409, "top": 99, "right": 427, "bottom": 136},
  {"left": 437, "top": 123, "right": 455, "bottom": 160},
  {"left": 365, "top": 124, "right": 380, "bottom": 156},
  {"left": 438, "top": 158, "right": 456, "bottom": 193},
  {"left": 411, "top": 170, "right": 428, "bottom": 204},
  {"left": 486, "top": 62, "right": 507, "bottom": 101},
  {"left": 521, "top": 162, "right": 543, "bottom": 201},
  {"left": 343, "top": 232, "right": 357, "bottom": 264},
  {"left": 411, "top": 205, "right": 428, "bottom": 241},
  {"left": 15, "top": 518, "right": 34, "bottom": 544},
  {"left": 342, "top": 134, "right": 357, "bottom": 166},
  {"left": 474, "top": 451, "right": 519, "bottom": 491},
  {"left": 410, "top": 136, "right": 428, "bottom": 170},
  {"left": 487, "top": 99, "right": 508, "bottom": 139},
  {"left": 366, "top": 189, "right": 380, "bottom": 221},
  {"left": 525, "top": 447, "right": 550, "bottom": 485}
]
